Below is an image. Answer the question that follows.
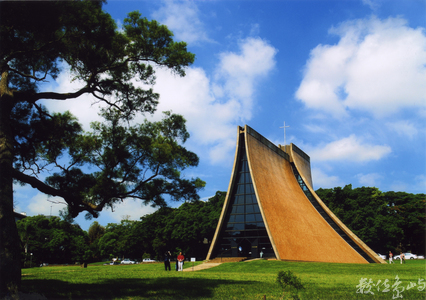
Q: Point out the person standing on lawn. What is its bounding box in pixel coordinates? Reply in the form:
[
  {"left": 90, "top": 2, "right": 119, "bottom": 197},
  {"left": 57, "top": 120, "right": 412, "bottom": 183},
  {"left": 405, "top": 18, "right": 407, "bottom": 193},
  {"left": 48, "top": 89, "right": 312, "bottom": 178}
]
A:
[
  {"left": 389, "top": 251, "right": 393, "bottom": 264},
  {"left": 177, "top": 252, "right": 185, "bottom": 271},
  {"left": 164, "top": 251, "right": 171, "bottom": 271},
  {"left": 400, "top": 252, "right": 405, "bottom": 264}
]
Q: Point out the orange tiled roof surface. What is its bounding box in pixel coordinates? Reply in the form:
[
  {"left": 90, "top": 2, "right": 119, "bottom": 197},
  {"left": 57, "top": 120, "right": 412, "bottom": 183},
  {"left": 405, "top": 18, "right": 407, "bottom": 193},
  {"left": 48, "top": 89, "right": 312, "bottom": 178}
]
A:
[{"left": 247, "top": 133, "right": 368, "bottom": 263}]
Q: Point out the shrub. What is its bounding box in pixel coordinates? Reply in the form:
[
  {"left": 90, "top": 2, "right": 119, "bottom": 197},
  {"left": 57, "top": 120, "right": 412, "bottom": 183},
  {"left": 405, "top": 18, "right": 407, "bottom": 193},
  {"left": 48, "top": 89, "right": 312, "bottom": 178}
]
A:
[{"left": 276, "top": 270, "right": 305, "bottom": 299}]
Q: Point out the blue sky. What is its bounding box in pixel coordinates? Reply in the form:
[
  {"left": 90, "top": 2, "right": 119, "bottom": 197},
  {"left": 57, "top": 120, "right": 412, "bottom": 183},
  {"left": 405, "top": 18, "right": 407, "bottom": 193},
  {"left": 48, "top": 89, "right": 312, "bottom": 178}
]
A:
[{"left": 14, "top": 0, "right": 426, "bottom": 231}]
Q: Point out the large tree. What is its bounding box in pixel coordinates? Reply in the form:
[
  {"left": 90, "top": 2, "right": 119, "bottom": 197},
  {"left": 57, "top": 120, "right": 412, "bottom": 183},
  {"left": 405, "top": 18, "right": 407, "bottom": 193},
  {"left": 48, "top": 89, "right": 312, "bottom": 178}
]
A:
[{"left": 0, "top": 1, "right": 204, "bottom": 296}]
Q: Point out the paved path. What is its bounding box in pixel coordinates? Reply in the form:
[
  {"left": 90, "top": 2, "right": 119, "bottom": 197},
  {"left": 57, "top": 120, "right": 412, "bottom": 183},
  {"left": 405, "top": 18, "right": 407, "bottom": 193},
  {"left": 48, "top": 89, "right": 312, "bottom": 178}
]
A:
[{"left": 183, "top": 263, "right": 222, "bottom": 272}]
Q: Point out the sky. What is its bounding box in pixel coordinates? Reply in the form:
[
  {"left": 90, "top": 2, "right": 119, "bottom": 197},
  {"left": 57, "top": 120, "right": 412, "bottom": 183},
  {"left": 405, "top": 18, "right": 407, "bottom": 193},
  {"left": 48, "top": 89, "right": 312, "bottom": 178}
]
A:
[{"left": 14, "top": 0, "right": 426, "bottom": 231}]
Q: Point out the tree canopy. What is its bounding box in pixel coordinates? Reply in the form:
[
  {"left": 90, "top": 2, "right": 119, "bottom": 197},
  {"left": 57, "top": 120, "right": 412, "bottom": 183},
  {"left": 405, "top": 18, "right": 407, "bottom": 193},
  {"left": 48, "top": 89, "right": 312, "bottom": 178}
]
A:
[
  {"left": 16, "top": 192, "right": 226, "bottom": 265},
  {"left": 316, "top": 185, "right": 425, "bottom": 255},
  {"left": 0, "top": 1, "right": 203, "bottom": 296},
  {"left": 16, "top": 215, "right": 88, "bottom": 266},
  {"left": 14, "top": 187, "right": 424, "bottom": 271}
]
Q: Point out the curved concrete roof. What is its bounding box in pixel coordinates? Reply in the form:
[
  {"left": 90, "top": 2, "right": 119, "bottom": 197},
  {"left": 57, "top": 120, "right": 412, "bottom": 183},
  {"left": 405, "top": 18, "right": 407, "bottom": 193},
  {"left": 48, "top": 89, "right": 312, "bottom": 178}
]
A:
[
  {"left": 247, "top": 132, "right": 369, "bottom": 263},
  {"left": 207, "top": 125, "right": 385, "bottom": 264}
]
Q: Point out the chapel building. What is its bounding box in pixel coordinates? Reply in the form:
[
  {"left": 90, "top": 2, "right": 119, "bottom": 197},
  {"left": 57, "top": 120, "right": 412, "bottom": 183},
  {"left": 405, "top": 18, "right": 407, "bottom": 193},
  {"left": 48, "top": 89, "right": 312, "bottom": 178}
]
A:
[{"left": 206, "top": 125, "right": 385, "bottom": 264}]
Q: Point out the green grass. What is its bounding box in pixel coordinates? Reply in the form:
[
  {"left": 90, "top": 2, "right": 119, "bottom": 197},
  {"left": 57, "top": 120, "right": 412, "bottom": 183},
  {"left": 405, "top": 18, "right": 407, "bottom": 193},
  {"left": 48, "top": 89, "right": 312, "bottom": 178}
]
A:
[{"left": 21, "top": 260, "right": 426, "bottom": 299}]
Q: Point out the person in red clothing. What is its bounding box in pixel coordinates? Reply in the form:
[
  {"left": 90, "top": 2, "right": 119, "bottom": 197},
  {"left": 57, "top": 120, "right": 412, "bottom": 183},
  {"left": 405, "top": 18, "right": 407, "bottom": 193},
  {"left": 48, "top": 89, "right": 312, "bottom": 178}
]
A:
[{"left": 177, "top": 252, "right": 184, "bottom": 271}]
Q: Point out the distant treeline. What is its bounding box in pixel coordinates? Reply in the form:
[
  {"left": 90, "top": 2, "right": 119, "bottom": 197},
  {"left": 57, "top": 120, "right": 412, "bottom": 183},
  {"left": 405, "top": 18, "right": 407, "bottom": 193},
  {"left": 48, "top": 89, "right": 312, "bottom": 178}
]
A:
[
  {"left": 17, "top": 191, "right": 225, "bottom": 266},
  {"left": 316, "top": 185, "right": 425, "bottom": 256},
  {"left": 17, "top": 186, "right": 425, "bottom": 265}
]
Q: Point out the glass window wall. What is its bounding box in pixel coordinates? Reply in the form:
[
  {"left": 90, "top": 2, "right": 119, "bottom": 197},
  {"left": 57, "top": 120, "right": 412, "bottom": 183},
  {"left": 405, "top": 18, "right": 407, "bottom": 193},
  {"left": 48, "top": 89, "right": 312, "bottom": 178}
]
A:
[{"left": 215, "top": 137, "right": 274, "bottom": 258}]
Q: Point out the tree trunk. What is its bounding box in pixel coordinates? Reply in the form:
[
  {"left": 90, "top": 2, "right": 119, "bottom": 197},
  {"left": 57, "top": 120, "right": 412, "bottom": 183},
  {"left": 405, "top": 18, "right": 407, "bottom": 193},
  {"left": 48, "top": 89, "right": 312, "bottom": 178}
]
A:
[{"left": 0, "top": 88, "right": 21, "bottom": 297}]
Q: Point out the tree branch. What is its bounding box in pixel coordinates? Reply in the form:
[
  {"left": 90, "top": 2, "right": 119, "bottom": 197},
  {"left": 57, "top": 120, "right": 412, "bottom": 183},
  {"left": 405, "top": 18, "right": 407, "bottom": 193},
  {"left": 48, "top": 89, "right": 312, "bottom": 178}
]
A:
[
  {"left": 11, "top": 168, "right": 68, "bottom": 200},
  {"left": 33, "top": 102, "right": 53, "bottom": 118},
  {"left": 16, "top": 86, "right": 95, "bottom": 103},
  {"left": 125, "top": 165, "right": 160, "bottom": 196},
  {"left": 8, "top": 67, "right": 48, "bottom": 82},
  {"left": 91, "top": 91, "right": 122, "bottom": 111},
  {"left": 11, "top": 167, "right": 101, "bottom": 217}
]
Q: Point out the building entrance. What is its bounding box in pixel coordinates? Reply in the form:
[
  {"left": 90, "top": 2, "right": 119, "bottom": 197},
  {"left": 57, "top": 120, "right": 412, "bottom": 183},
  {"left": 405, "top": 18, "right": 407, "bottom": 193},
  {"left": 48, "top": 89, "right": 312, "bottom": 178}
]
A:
[{"left": 238, "top": 239, "right": 251, "bottom": 257}]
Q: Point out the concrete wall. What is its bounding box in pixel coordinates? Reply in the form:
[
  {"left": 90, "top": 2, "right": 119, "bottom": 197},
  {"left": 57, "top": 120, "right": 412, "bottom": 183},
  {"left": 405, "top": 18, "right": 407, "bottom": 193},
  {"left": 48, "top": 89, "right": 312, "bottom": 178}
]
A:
[{"left": 246, "top": 131, "right": 369, "bottom": 263}]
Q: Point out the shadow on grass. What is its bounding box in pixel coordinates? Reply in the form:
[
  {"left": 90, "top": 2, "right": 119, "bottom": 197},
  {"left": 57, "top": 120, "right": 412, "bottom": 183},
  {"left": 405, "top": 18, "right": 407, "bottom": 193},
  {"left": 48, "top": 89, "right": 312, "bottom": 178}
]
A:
[{"left": 22, "top": 276, "right": 257, "bottom": 299}]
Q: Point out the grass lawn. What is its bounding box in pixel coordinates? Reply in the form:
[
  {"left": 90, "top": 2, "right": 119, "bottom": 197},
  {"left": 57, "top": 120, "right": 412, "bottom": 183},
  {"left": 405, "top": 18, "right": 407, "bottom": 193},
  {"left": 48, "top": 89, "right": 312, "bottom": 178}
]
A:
[{"left": 21, "top": 259, "right": 426, "bottom": 299}]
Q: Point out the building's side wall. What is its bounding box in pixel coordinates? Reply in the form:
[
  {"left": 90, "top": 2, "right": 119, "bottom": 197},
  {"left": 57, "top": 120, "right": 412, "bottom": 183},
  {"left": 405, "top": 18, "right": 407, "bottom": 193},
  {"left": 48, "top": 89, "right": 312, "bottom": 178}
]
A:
[
  {"left": 289, "top": 145, "right": 386, "bottom": 264},
  {"left": 247, "top": 133, "right": 369, "bottom": 264}
]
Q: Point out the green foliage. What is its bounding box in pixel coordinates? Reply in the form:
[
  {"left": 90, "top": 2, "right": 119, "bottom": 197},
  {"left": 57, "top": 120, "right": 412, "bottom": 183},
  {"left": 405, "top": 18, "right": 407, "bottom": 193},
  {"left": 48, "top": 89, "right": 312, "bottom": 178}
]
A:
[
  {"left": 142, "top": 253, "right": 151, "bottom": 260},
  {"left": 2, "top": 0, "right": 200, "bottom": 218},
  {"left": 85, "top": 191, "right": 226, "bottom": 261},
  {"left": 384, "top": 191, "right": 426, "bottom": 253},
  {"left": 16, "top": 215, "right": 89, "bottom": 266},
  {"left": 276, "top": 270, "right": 305, "bottom": 300},
  {"left": 84, "top": 221, "right": 105, "bottom": 262},
  {"left": 44, "top": 111, "right": 205, "bottom": 219},
  {"left": 98, "top": 232, "right": 120, "bottom": 259},
  {"left": 316, "top": 185, "right": 425, "bottom": 255},
  {"left": 1, "top": 0, "right": 199, "bottom": 295},
  {"left": 12, "top": 191, "right": 224, "bottom": 265},
  {"left": 88, "top": 221, "right": 105, "bottom": 244}
]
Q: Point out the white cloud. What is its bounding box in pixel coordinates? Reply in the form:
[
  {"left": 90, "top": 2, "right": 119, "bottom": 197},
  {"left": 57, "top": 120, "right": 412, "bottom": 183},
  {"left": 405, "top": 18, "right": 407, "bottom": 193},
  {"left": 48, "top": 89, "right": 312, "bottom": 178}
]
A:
[
  {"left": 27, "top": 193, "right": 67, "bottom": 216},
  {"left": 383, "top": 174, "right": 425, "bottom": 194},
  {"left": 13, "top": 183, "right": 33, "bottom": 212},
  {"left": 414, "top": 174, "right": 426, "bottom": 193},
  {"left": 389, "top": 181, "right": 408, "bottom": 193},
  {"left": 215, "top": 37, "right": 277, "bottom": 118},
  {"left": 152, "top": 0, "right": 211, "bottom": 44},
  {"left": 41, "top": 69, "right": 105, "bottom": 131},
  {"left": 250, "top": 24, "right": 260, "bottom": 36},
  {"left": 362, "top": 0, "right": 381, "bottom": 10},
  {"left": 296, "top": 16, "right": 426, "bottom": 118},
  {"left": 103, "top": 199, "right": 157, "bottom": 223},
  {"left": 312, "top": 168, "right": 343, "bottom": 189},
  {"left": 356, "top": 172, "right": 383, "bottom": 186},
  {"left": 309, "top": 135, "right": 391, "bottom": 162},
  {"left": 43, "top": 36, "right": 276, "bottom": 166},
  {"left": 23, "top": 191, "right": 156, "bottom": 224},
  {"left": 304, "top": 124, "right": 327, "bottom": 134},
  {"left": 386, "top": 120, "right": 418, "bottom": 139},
  {"left": 150, "top": 37, "right": 277, "bottom": 164},
  {"left": 40, "top": 22, "right": 277, "bottom": 164}
]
